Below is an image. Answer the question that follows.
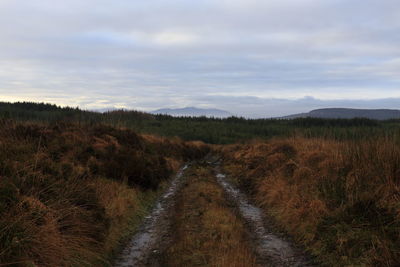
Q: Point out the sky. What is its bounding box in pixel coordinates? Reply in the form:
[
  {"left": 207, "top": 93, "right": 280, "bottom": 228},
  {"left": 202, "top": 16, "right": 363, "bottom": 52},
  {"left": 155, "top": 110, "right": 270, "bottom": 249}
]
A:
[{"left": 0, "top": 0, "right": 399, "bottom": 117}]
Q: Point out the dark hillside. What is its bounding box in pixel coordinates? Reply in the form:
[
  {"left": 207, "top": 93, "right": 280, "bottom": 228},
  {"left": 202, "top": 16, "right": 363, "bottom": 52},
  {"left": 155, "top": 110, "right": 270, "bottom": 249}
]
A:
[
  {"left": 284, "top": 108, "right": 400, "bottom": 120},
  {"left": 3, "top": 102, "right": 400, "bottom": 144}
]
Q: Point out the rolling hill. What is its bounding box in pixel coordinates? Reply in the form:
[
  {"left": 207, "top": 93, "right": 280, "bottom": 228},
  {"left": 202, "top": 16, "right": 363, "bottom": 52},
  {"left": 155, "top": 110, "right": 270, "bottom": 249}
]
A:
[{"left": 283, "top": 108, "right": 400, "bottom": 120}]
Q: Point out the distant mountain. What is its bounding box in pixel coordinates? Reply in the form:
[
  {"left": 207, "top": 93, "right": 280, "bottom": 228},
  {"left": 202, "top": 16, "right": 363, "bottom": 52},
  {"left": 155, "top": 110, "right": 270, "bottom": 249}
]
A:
[
  {"left": 283, "top": 108, "right": 400, "bottom": 120},
  {"left": 151, "top": 107, "right": 232, "bottom": 118},
  {"left": 91, "top": 107, "right": 120, "bottom": 113}
]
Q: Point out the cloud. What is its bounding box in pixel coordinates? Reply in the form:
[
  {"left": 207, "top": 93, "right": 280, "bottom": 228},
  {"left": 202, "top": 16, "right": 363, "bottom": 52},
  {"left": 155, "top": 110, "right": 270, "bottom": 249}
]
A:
[
  {"left": 152, "top": 31, "right": 198, "bottom": 45},
  {"left": 0, "top": 0, "right": 399, "bottom": 117}
]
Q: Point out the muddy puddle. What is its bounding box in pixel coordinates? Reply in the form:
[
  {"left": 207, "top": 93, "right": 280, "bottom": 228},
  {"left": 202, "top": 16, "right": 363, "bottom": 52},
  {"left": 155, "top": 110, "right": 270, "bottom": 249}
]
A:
[
  {"left": 215, "top": 169, "right": 314, "bottom": 266},
  {"left": 114, "top": 164, "right": 189, "bottom": 267}
]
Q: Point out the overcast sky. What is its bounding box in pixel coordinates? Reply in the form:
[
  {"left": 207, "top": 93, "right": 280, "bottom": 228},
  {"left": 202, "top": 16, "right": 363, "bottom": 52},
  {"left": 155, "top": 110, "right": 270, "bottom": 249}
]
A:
[{"left": 0, "top": 0, "right": 399, "bottom": 117}]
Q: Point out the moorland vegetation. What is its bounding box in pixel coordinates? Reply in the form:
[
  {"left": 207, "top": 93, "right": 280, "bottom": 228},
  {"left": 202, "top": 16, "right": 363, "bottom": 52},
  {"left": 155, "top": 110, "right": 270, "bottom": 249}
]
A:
[
  {"left": 0, "top": 118, "right": 208, "bottom": 266},
  {"left": 0, "top": 101, "right": 399, "bottom": 266}
]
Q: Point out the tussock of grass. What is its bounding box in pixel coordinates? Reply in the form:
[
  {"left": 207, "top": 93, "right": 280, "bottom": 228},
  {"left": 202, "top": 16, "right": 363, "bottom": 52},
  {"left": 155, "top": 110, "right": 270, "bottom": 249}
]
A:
[
  {"left": 0, "top": 120, "right": 209, "bottom": 266},
  {"left": 162, "top": 165, "right": 259, "bottom": 267},
  {"left": 221, "top": 138, "right": 400, "bottom": 266}
]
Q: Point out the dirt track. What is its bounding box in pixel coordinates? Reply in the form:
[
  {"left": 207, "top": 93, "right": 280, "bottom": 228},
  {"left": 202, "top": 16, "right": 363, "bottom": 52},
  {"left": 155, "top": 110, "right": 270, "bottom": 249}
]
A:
[
  {"left": 114, "top": 158, "right": 314, "bottom": 267},
  {"left": 114, "top": 164, "right": 189, "bottom": 267}
]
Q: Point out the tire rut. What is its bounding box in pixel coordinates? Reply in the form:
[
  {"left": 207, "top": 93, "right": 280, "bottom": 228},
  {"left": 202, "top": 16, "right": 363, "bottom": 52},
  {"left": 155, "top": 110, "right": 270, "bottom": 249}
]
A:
[
  {"left": 114, "top": 164, "right": 189, "bottom": 267},
  {"left": 212, "top": 159, "right": 315, "bottom": 266},
  {"left": 115, "top": 159, "right": 315, "bottom": 266}
]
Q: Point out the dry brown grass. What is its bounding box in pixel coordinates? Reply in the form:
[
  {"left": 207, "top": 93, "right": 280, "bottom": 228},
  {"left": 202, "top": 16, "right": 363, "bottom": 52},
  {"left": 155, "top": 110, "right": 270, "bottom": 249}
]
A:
[
  {"left": 221, "top": 137, "right": 400, "bottom": 266},
  {"left": 162, "top": 165, "right": 259, "bottom": 267},
  {"left": 0, "top": 121, "right": 209, "bottom": 266}
]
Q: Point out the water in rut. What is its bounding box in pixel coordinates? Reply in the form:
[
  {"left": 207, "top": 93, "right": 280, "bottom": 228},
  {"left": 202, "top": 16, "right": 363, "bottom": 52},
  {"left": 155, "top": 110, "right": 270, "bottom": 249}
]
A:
[
  {"left": 114, "top": 165, "right": 189, "bottom": 267},
  {"left": 215, "top": 171, "right": 312, "bottom": 266}
]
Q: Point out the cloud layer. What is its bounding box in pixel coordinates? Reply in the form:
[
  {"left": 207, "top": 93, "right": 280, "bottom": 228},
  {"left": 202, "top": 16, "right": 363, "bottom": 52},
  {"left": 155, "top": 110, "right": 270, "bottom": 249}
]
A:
[{"left": 0, "top": 0, "right": 399, "bottom": 116}]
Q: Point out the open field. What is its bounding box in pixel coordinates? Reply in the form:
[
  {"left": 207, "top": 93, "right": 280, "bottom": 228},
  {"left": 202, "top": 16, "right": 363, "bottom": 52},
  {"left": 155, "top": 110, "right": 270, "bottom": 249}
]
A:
[{"left": 0, "top": 102, "right": 399, "bottom": 266}]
